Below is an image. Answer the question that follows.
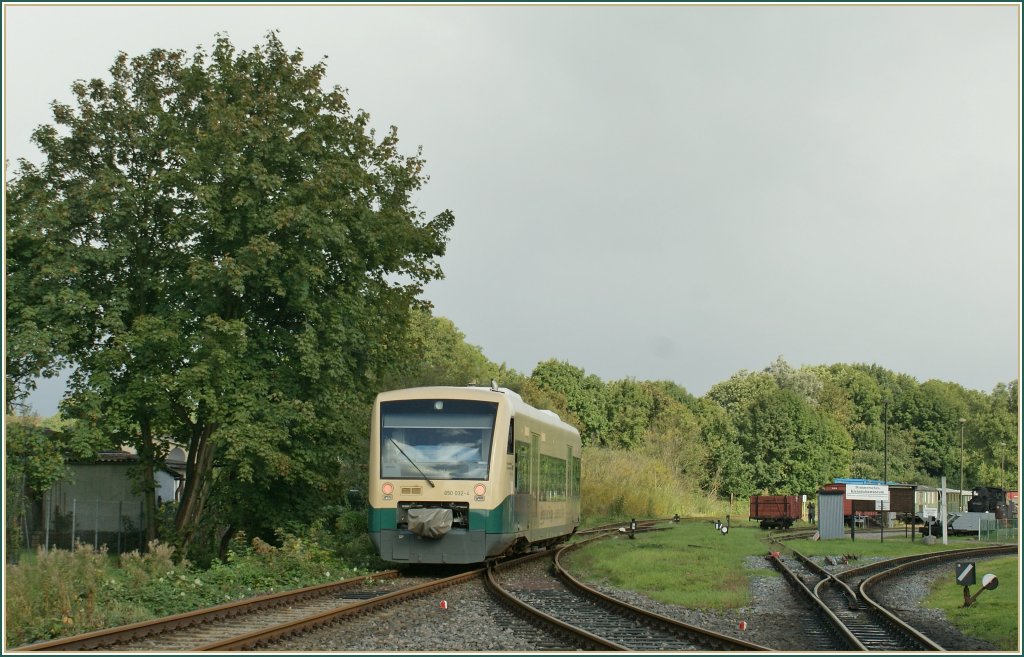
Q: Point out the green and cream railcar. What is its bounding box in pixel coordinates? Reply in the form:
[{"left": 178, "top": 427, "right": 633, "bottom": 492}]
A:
[{"left": 368, "top": 385, "right": 581, "bottom": 564}]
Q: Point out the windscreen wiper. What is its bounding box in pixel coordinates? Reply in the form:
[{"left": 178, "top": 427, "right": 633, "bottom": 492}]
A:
[{"left": 389, "top": 439, "right": 435, "bottom": 488}]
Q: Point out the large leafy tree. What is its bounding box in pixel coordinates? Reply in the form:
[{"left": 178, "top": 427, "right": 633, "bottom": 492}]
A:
[
  {"left": 640, "top": 381, "right": 713, "bottom": 492},
  {"left": 733, "top": 386, "right": 852, "bottom": 494},
  {"left": 604, "top": 378, "right": 653, "bottom": 448},
  {"left": 530, "top": 360, "right": 609, "bottom": 445},
  {"left": 693, "top": 397, "right": 752, "bottom": 497},
  {"left": 5, "top": 33, "right": 453, "bottom": 554},
  {"left": 386, "top": 309, "right": 500, "bottom": 389},
  {"left": 705, "top": 368, "right": 855, "bottom": 494}
]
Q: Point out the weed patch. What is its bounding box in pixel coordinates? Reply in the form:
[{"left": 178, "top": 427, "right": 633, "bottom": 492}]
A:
[
  {"left": 564, "top": 521, "right": 772, "bottom": 609},
  {"left": 922, "top": 555, "right": 1019, "bottom": 651},
  {"left": 3, "top": 529, "right": 373, "bottom": 649}
]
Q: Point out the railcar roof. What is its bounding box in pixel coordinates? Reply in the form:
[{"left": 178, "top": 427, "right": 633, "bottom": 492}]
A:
[
  {"left": 376, "top": 385, "right": 522, "bottom": 401},
  {"left": 375, "top": 385, "right": 579, "bottom": 435}
]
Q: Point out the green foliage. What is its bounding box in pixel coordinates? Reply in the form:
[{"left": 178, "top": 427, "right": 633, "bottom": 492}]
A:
[
  {"left": 526, "top": 354, "right": 1016, "bottom": 502},
  {"left": 3, "top": 532, "right": 372, "bottom": 647},
  {"left": 692, "top": 398, "right": 751, "bottom": 496},
  {"left": 604, "top": 379, "right": 654, "bottom": 448},
  {"left": 582, "top": 446, "right": 723, "bottom": 519},
  {"left": 706, "top": 369, "right": 777, "bottom": 415},
  {"left": 922, "top": 556, "right": 1018, "bottom": 651},
  {"left": 5, "top": 543, "right": 126, "bottom": 646},
  {"left": 5, "top": 419, "right": 73, "bottom": 494},
  {"left": 563, "top": 522, "right": 771, "bottom": 610},
  {"left": 385, "top": 309, "right": 500, "bottom": 388},
  {"left": 5, "top": 32, "right": 453, "bottom": 556},
  {"left": 531, "top": 360, "right": 609, "bottom": 445},
  {"left": 698, "top": 359, "right": 1016, "bottom": 495},
  {"left": 705, "top": 368, "right": 855, "bottom": 495},
  {"left": 5, "top": 416, "right": 113, "bottom": 561}
]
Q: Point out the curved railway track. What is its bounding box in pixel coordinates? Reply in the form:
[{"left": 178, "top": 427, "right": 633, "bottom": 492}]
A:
[
  {"left": 488, "top": 532, "right": 770, "bottom": 651},
  {"left": 12, "top": 522, "right": 651, "bottom": 652},
  {"left": 770, "top": 543, "right": 1016, "bottom": 651},
  {"left": 17, "top": 519, "right": 1010, "bottom": 652},
  {"left": 15, "top": 520, "right": 762, "bottom": 653}
]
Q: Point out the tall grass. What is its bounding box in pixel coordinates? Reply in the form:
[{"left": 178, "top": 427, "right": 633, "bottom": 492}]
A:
[
  {"left": 581, "top": 446, "right": 730, "bottom": 521},
  {"left": 3, "top": 542, "right": 147, "bottom": 648},
  {"left": 922, "top": 555, "right": 1019, "bottom": 651},
  {"left": 3, "top": 532, "right": 365, "bottom": 649}
]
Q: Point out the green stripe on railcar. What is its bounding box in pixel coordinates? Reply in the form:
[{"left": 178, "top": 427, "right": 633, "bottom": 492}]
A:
[{"left": 369, "top": 498, "right": 515, "bottom": 534}]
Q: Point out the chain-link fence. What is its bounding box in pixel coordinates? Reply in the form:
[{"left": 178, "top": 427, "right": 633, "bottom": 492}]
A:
[
  {"left": 978, "top": 516, "right": 1019, "bottom": 543},
  {"left": 17, "top": 493, "right": 148, "bottom": 554}
]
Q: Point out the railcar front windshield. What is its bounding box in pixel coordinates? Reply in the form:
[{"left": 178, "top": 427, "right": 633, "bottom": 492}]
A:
[{"left": 380, "top": 399, "right": 498, "bottom": 480}]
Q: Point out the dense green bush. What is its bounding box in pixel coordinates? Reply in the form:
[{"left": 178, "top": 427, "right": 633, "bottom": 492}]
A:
[{"left": 3, "top": 529, "right": 374, "bottom": 648}]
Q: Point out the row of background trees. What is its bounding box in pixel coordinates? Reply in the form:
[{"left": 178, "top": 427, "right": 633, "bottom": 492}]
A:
[
  {"left": 386, "top": 312, "right": 1018, "bottom": 502},
  {"left": 5, "top": 33, "right": 1019, "bottom": 564},
  {"left": 8, "top": 306, "right": 1019, "bottom": 560}
]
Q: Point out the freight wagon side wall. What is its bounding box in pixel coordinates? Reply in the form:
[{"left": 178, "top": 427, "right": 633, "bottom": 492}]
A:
[{"left": 749, "top": 495, "right": 801, "bottom": 520}]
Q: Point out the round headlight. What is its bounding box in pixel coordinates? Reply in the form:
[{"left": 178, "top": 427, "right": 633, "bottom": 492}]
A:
[
  {"left": 474, "top": 484, "right": 486, "bottom": 496},
  {"left": 382, "top": 482, "right": 394, "bottom": 495}
]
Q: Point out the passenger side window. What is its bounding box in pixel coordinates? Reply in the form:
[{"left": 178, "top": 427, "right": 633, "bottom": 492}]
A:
[{"left": 515, "top": 441, "right": 530, "bottom": 493}]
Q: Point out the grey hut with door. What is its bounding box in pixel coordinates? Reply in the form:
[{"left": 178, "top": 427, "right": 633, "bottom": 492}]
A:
[{"left": 817, "top": 489, "right": 845, "bottom": 540}]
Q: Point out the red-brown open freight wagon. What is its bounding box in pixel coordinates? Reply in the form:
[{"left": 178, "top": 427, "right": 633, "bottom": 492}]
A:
[{"left": 749, "top": 495, "right": 802, "bottom": 529}]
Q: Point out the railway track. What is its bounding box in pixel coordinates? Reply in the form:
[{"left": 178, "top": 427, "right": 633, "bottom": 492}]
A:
[
  {"left": 14, "top": 524, "right": 674, "bottom": 652},
  {"left": 770, "top": 543, "right": 1017, "bottom": 651},
  {"left": 13, "top": 569, "right": 459, "bottom": 652},
  {"left": 488, "top": 533, "right": 770, "bottom": 651},
  {"left": 20, "top": 519, "right": 1005, "bottom": 652},
  {"left": 766, "top": 549, "right": 857, "bottom": 651}
]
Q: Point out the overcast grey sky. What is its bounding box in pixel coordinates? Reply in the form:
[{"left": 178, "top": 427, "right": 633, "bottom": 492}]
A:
[{"left": 3, "top": 2, "right": 1020, "bottom": 416}]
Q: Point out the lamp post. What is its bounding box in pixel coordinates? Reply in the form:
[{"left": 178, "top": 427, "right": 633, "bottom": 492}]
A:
[
  {"left": 959, "top": 418, "right": 966, "bottom": 511},
  {"left": 882, "top": 399, "right": 890, "bottom": 541},
  {"left": 883, "top": 399, "right": 890, "bottom": 485}
]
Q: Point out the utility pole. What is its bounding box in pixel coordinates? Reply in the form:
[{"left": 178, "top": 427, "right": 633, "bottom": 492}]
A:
[
  {"left": 883, "top": 399, "right": 890, "bottom": 486},
  {"left": 882, "top": 399, "right": 890, "bottom": 542}
]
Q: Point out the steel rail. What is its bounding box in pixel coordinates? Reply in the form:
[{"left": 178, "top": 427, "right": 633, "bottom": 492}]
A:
[
  {"left": 555, "top": 538, "right": 772, "bottom": 651},
  {"left": 777, "top": 543, "right": 1016, "bottom": 651},
  {"left": 485, "top": 550, "right": 624, "bottom": 651},
  {"left": 194, "top": 567, "right": 484, "bottom": 650},
  {"left": 796, "top": 552, "right": 860, "bottom": 610},
  {"left": 767, "top": 554, "right": 865, "bottom": 650},
  {"left": 13, "top": 569, "right": 400, "bottom": 652},
  {"left": 854, "top": 544, "right": 1017, "bottom": 652},
  {"left": 779, "top": 546, "right": 926, "bottom": 651},
  {"left": 836, "top": 544, "right": 1017, "bottom": 583},
  {"left": 12, "top": 520, "right": 668, "bottom": 652}
]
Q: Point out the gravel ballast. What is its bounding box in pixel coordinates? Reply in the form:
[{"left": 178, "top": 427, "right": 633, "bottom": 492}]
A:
[{"left": 279, "top": 553, "right": 1004, "bottom": 652}]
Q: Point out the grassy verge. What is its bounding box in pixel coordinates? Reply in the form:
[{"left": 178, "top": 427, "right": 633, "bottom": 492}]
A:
[
  {"left": 562, "top": 520, "right": 776, "bottom": 609},
  {"left": 921, "top": 555, "right": 1019, "bottom": 651},
  {"left": 564, "top": 520, "right": 1019, "bottom": 650},
  {"left": 781, "top": 534, "right": 993, "bottom": 559},
  {"left": 3, "top": 532, "right": 376, "bottom": 649}
]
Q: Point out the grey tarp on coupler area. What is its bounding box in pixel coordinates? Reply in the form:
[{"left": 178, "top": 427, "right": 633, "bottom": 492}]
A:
[{"left": 407, "top": 508, "right": 453, "bottom": 538}]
